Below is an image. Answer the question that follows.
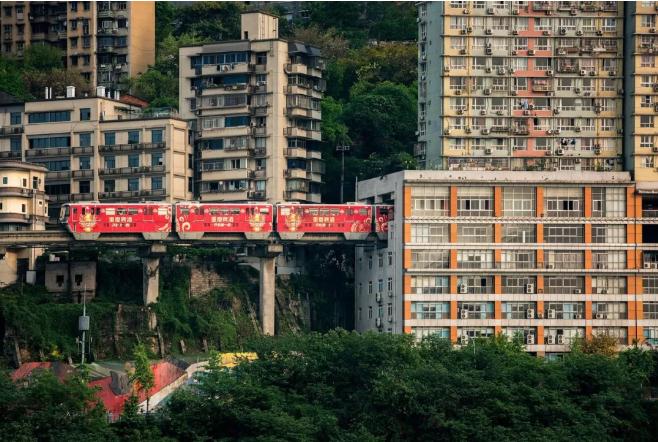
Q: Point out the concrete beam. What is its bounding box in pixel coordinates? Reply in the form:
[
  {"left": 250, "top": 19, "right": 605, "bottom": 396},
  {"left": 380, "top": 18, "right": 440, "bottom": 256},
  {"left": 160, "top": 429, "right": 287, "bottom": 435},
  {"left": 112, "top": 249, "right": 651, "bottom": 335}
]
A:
[{"left": 256, "top": 244, "right": 283, "bottom": 335}]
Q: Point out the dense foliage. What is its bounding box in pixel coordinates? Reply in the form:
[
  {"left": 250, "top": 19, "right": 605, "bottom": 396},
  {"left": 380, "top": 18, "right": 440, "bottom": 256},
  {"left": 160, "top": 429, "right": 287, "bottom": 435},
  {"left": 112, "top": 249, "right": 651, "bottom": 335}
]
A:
[{"left": 2, "top": 332, "right": 658, "bottom": 440}]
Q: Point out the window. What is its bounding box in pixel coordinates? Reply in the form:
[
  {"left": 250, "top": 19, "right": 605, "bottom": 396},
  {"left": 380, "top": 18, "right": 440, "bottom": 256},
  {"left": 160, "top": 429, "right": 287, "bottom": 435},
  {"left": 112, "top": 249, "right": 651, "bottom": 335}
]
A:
[
  {"left": 9, "top": 112, "right": 21, "bottom": 125},
  {"left": 128, "top": 154, "right": 139, "bottom": 167},
  {"left": 544, "top": 187, "right": 583, "bottom": 217},
  {"left": 592, "top": 187, "right": 625, "bottom": 218},
  {"left": 127, "top": 130, "right": 140, "bottom": 144},
  {"left": 28, "top": 111, "right": 71, "bottom": 124},
  {"left": 644, "top": 277, "right": 658, "bottom": 294},
  {"left": 104, "top": 180, "right": 115, "bottom": 192},
  {"left": 79, "top": 156, "right": 90, "bottom": 170},
  {"left": 10, "top": 137, "right": 20, "bottom": 152},
  {"left": 544, "top": 224, "right": 584, "bottom": 243},
  {"left": 411, "top": 186, "right": 449, "bottom": 216},
  {"left": 411, "top": 250, "right": 449, "bottom": 269},
  {"left": 591, "top": 225, "right": 626, "bottom": 243},
  {"left": 545, "top": 277, "right": 584, "bottom": 294},
  {"left": 104, "top": 155, "right": 115, "bottom": 169},
  {"left": 412, "top": 327, "right": 450, "bottom": 341},
  {"left": 502, "top": 187, "right": 535, "bottom": 217},
  {"left": 545, "top": 302, "right": 585, "bottom": 320},
  {"left": 128, "top": 178, "right": 139, "bottom": 191},
  {"left": 457, "top": 224, "right": 493, "bottom": 243},
  {"left": 151, "top": 152, "right": 163, "bottom": 166},
  {"left": 151, "top": 176, "right": 163, "bottom": 190},
  {"left": 457, "top": 276, "right": 493, "bottom": 294},
  {"left": 500, "top": 251, "right": 535, "bottom": 269},
  {"left": 592, "top": 277, "right": 626, "bottom": 295},
  {"left": 457, "top": 250, "right": 493, "bottom": 269},
  {"left": 104, "top": 132, "right": 116, "bottom": 146},
  {"left": 592, "top": 302, "right": 627, "bottom": 320},
  {"left": 411, "top": 302, "right": 450, "bottom": 320},
  {"left": 502, "top": 276, "right": 537, "bottom": 295},
  {"left": 78, "top": 133, "right": 92, "bottom": 147},
  {"left": 79, "top": 108, "right": 91, "bottom": 121},
  {"left": 644, "top": 302, "right": 658, "bottom": 320},
  {"left": 592, "top": 251, "right": 626, "bottom": 270},
  {"left": 411, "top": 276, "right": 449, "bottom": 294},
  {"left": 410, "top": 224, "right": 449, "bottom": 243},
  {"left": 502, "top": 224, "right": 535, "bottom": 243},
  {"left": 388, "top": 251, "right": 393, "bottom": 266},
  {"left": 458, "top": 302, "right": 494, "bottom": 319},
  {"left": 151, "top": 129, "right": 163, "bottom": 143},
  {"left": 457, "top": 187, "right": 493, "bottom": 216},
  {"left": 502, "top": 302, "right": 536, "bottom": 319},
  {"left": 545, "top": 251, "right": 584, "bottom": 269}
]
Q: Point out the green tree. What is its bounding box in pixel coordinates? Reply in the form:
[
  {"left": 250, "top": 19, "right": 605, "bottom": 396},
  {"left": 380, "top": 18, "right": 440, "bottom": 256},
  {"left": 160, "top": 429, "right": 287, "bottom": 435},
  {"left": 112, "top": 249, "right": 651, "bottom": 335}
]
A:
[
  {"left": 175, "top": 2, "right": 243, "bottom": 41},
  {"left": 130, "top": 343, "right": 155, "bottom": 414},
  {"left": 23, "top": 44, "right": 64, "bottom": 71},
  {"left": 0, "top": 57, "right": 29, "bottom": 99}
]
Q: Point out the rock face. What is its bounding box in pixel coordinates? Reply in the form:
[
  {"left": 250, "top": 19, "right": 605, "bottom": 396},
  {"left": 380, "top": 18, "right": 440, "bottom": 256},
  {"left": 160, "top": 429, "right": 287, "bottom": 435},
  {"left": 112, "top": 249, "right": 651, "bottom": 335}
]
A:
[{"left": 189, "top": 263, "right": 229, "bottom": 297}]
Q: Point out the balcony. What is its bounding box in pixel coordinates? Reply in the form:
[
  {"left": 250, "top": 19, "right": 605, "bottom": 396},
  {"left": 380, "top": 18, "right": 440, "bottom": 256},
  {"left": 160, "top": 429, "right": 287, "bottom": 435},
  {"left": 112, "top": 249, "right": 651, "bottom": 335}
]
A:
[
  {"left": 99, "top": 189, "right": 166, "bottom": 200},
  {"left": 247, "top": 190, "right": 266, "bottom": 200},
  {"left": 72, "top": 146, "right": 94, "bottom": 155},
  {"left": 0, "top": 187, "right": 42, "bottom": 197},
  {"left": 251, "top": 126, "right": 267, "bottom": 136},
  {"left": 249, "top": 104, "right": 270, "bottom": 116},
  {"left": 201, "top": 168, "right": 255, "bottom": 181},
  {"left": 284, "top": 190, "right": 307, "bottom": 201},
  {"left": 46, "top": 170, "right": 71, "bottom": 180},
  {"left": 50, "top": 194, "right": 71, "bottom": 203},
  {"left": 285, "top": 168, "right": 307, "bottom": 179},
  {"left": 26, "top": 147, "right": 71, "bottom": 157},
  {"left": 286, "top": 147, "right": 307, "bottom": 158},
  {"left": 99, "top": 142, "right": 165, "bottom": 153},
  {"left": 285, "top": 107, "right": 321, "bottom": 120},
  {"left": 71, "top": 193, "right": 94, "bottom": 201},
  {"left": 72, "top": 169, "right": 94, "bottom": 179},
  {"left": 0, "top": 126, "right": 24, "bottom": 136},
  {"left": 215, "top": 63, "right": 255, "bottom": 75},
  {"left": 307, "top": 149, "right": 322, "bottom": 160},
  {"left": 284, "top": 127, "right": 321, "bottom": 141},
  {"left": 254, "top": 147, "right": 267, "bottom": 157},
  {"left": 99, "top": 165, "right": 165, "bottom": 176},
  {"left": 0, "top": 151, "right": 21, "bottom": 159},
  {"left": 97, "top": 9, "right": 115, "bottom": 18}
]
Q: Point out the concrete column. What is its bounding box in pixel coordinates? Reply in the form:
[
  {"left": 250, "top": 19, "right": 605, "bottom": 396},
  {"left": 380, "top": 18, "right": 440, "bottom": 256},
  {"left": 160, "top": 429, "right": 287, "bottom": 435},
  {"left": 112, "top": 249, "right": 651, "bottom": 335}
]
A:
[
  {"left": 255, "top": 244, "right": 283, "bottom": 335},
  {"left": 139, "top": 244, "right": 167, "bottom": 306},
  {"left": 142, "top": 256, "right": 160, "bottom": 306}
]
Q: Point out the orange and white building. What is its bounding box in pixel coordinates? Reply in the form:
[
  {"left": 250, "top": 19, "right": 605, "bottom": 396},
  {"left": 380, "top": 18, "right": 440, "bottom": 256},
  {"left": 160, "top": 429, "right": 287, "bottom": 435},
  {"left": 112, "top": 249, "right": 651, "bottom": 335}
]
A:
[{"left": 355, "top": 170, "right": 658, "bottom": 357}]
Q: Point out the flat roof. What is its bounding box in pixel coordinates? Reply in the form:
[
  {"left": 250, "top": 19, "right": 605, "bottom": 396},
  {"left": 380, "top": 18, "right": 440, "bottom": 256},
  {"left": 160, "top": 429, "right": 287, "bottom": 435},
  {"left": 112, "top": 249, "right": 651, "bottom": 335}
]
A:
[
  {"left": 0, "top": 160, "right": 48, "bottom": 173},
  {"left": 359, "top": 170, "right": 633, "bottom": 187}
]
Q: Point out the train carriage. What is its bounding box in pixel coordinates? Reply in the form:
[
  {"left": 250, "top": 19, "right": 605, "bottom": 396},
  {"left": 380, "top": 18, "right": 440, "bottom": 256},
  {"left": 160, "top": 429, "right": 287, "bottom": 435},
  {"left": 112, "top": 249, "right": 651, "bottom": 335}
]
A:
[
  {"left": 276, "top": 203, "right": 373, "bottom": 240},
  {"left": 175, "top": 203, "right": 274, "bottom": 240},
  {"left": 374, "top": 205, "right": 394, "bottom": 240},
  {"left": 60, "top": 202, "right": 172, "bottom": 240}
]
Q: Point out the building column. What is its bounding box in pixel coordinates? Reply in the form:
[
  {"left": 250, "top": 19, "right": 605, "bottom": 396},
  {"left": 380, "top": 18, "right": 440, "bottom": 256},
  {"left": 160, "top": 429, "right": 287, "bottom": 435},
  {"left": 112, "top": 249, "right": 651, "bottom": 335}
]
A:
[{"left": 256, "top": 244, "right": 283, "bottom": 335}]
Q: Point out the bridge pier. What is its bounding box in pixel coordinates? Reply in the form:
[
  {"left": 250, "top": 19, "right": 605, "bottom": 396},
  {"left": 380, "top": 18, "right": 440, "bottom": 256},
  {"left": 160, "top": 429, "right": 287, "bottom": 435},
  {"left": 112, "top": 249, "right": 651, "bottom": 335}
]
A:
[
  {"left": 139, "top": 244, "right": 167, "bottom": 306},
  {"left": 255, "top": 244, "right": 283, "bottom": 335}
]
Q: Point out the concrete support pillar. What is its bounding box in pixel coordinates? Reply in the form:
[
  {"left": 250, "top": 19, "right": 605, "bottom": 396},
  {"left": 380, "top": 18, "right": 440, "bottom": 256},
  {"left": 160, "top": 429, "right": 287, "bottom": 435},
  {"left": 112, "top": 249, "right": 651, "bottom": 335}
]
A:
[
  {"left": 139, "top": 244, "right": 167, "bottom": 306},
  {"left": 255, "top": 244, "right": 283, "bottom": 335},
  {"left": 142, "top": 256, "right": 160, "bottom": 306}
]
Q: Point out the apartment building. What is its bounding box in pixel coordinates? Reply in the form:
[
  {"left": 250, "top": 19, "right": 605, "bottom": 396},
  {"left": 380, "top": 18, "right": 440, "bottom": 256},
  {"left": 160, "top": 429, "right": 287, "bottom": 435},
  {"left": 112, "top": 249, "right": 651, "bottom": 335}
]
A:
[
  {"left": 417, "top": 1, "right": 624, "bottom": 172},
  {"left": 355, "top": 170, "right": 658, "bottom": 356},
  {"left": 0, "top": 1, "right": 154, "bottom": 93},
  {"left": 0, "top": 92, "right": 25, "bottom": 162},
  {"left": 0, "top": 160, "right": 48, "bottom": 284},
  {"left": 179, "top": 12, "right": 325, "bottom": 203},
  {"left": 0, "top": 92, "right": 192, "bottom": 217}
]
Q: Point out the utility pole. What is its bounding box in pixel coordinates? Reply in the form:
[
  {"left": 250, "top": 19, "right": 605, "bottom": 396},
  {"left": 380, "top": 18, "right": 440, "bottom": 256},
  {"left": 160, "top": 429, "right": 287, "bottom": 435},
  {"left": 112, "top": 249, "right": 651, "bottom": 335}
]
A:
[
  {"left": 78, "top": 288, "right": 89, "bottom": 365},
  {"left": 336, "top": 144, "right": 350, "bottom": 203}
]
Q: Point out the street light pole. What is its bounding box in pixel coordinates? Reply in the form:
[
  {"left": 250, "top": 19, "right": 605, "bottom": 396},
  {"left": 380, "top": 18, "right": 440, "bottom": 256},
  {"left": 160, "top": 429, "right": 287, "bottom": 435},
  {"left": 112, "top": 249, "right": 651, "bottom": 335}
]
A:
[{"left": 336, "top": 144, "right": 350, "bottom": 203}]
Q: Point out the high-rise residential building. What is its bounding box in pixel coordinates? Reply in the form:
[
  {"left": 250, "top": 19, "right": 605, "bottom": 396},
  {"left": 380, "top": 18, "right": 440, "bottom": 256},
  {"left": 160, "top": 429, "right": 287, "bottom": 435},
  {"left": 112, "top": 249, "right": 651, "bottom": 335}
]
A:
[
  {"left": 626, "top": 2, "right": 658, "bottom": 188},
  {"left": 0, "top": 92, "right": 193, "bottom": 218},
  {"left": 417, "top": 1, "right": 624, "bottom": 172},
  {"left": 0, "top": 160, "right": 48, "bottom": 285},
  {"left": 179, "top": 11, "right": 325, "bottom": 203},
  {"left": 355, "top": 170, "right": 658, "bottom": 356},
  {"left": 0, "top": 1, "right": 155, "bottom": 93}
]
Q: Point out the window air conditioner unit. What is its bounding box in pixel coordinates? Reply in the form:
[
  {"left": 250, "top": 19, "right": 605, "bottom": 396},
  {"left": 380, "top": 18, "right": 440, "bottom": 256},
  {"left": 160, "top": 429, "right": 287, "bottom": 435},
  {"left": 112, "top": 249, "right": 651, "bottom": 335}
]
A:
[
  {"left": 528, "top": 49, "right": 536, "bottom": 55},
  {"left": 547, "top": 309, "right": 556, "bottom": 319},
  {"left": 459, "top": 285, "right": 468, "bottom": 294},
  {"left": 461, "top": 310, "right": 469, "bottom": 319},
  {"left": 599, "top": 289, "right": 608, "bottom": 294},
  {"left": 547, "top": 335, "right": 555, "bottom": 345},
  {"left": 573, "top": 289, "right": 582, "bottom": 294},
  {"left": 526, "top": 283, "right": 535, "bottom": 294},
  {"left": 526, "top": 308, "right": 535, "bottom": 319},
  {"left": 481, "top": 128, "right": 490, "bottom": 135},
  {"left": 459, "top": 336, "right": 469, "bottom": 345},
  {"left": 557, "top": 335, "right": 565, "bottom": 345},
  {"left": 481, "top": 110, "right": 487, "bottom": 115},
  {"left": 596, "top": 313, "right": 605, "bottom": 319},
  {"left": 644, "top": 262, "right": 652, "bottom": 269},
  {"left": 574, "top": 313, "right": 582, "bottom": 319},
  {"left": 576, "top": 30, "right": 583, "bottom": 36},
  {"left": 546, "top": 70, "right": 554, "bottom": 76},
  {"left": 526, "top": 335, "right": 535, "bottom": 345},
  {"left": 580, "top": 70, "right": 587, "bottom": 76},
  {"left": 485, "top": 148, "right": 492, "bottom": 155},
  {"left": 486, "top": 7, "right": 494, "bottom": 14}
]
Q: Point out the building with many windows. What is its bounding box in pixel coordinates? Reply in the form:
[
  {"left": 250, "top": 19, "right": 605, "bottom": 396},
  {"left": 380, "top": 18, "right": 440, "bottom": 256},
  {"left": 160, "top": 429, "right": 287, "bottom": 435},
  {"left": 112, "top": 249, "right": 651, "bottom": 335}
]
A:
[
  {"left": 0, "top": 94, "right": 192, "bottom": 218},
  {"left": 179, "top": 12, "right": 325, "bottom": 203},
  {"left": 0, "top": 160, "right": 48, "bottom": 285},
  {"left": 355, "top": 170, "right": 658, "bottom": 355},
  {"left": 0, "top": 1, "right": 155, "bottom": 93},
  {"left": 417, "top": 1, "right": 625, "bottom": 172}
]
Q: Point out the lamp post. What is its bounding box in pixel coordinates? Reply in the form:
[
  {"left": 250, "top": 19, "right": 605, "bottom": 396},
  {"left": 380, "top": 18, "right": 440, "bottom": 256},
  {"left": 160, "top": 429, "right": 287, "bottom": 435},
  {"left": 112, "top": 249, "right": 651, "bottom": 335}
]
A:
[{"left": 336, "top": 144, "right": 350, "bottom": 203}]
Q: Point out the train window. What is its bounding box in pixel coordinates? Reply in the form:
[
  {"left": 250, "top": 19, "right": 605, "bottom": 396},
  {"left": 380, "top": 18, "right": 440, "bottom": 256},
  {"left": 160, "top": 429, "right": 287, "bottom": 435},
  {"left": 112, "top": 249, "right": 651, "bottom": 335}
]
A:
[
  {"left": 64, "top": 207, "right": 70, "bottom": 217},
  {"left": 231, "top": 209, "right": 240, "bottom": 214},
  {"left": 320, "top": 209, "right": 329, "bottom": 216},
  {"left": 330, "top": 209, "right": 339, "bottom": 215},
  {"left": 128, "top": 209, "right": 138, "bottom": 215},
  {"left": 180, "top": 208, "right": 189, "bottom": 215},
  {"left": 359, "top": 209, "right": 368, "bottom": 215},
  {"left": 106, "top": 208, "right": 115, "bottom": 215},
  {"left": 117, "top": 209, "right": 126, "bottom": 215},
  {"left": 309, "top": 208, "right": 318, "bottom": 215},
  {"left": 260, "top": 207, "right": 269, "bottom": 213}
]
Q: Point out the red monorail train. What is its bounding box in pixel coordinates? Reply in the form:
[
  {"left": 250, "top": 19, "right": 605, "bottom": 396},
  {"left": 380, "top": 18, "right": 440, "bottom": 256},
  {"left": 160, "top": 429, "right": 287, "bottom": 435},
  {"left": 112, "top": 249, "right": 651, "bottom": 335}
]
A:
[{"left": 60, "top": 202, "right": 392, "bottom": 241}]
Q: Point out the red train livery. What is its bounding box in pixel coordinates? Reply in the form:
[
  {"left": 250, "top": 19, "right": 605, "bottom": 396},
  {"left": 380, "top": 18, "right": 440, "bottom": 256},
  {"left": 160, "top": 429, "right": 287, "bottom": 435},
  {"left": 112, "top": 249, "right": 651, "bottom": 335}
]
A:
[
  {"left": 175, "top": 203, "right": 273, "bottom": 240},
  {"left": 60, "top": 202, "right": 392, "bottom": 241},
  {"left": 277, "top": 204, "right": 372, "bottom": 240},
  {"left": 61, "top": 202, "right": 172, "bottom": 240}
]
